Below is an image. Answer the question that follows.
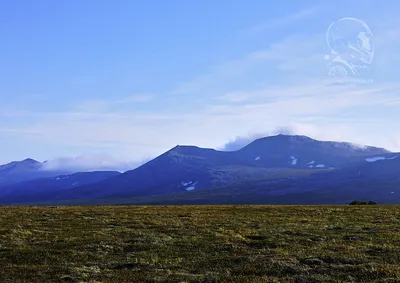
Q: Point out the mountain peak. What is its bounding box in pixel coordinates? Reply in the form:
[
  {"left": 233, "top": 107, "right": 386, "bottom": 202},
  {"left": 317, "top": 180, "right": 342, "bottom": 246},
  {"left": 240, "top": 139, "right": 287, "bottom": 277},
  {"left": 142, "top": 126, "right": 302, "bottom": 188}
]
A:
[
  {"left": 21, "top": 158, "right": 41, "bottom": 164},
  {"left": 273, "top": 134, "right": 313, "bottom": 139},
  {"left": 239, "top": 134, "right": 388, "bottom": 157},
  {"left": 171, "top": 145, "right": 216, "bottom": 153},
  {"left": 247, "top": 134, "right": 315, "bottom": 147}
]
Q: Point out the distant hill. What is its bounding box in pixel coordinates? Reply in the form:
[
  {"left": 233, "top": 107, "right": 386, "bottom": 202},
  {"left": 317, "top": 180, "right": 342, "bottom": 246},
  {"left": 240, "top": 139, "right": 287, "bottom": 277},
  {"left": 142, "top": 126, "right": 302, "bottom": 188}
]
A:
[{"left": 0, "top": 158, "right": 67, "bottom": 187}]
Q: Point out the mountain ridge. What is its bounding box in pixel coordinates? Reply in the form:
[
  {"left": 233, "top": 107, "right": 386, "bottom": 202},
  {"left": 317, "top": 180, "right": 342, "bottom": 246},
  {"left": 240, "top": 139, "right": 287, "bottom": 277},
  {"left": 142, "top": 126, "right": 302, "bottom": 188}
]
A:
[{"left": 0, "top": 134, "right": 398, "bottom": 205}]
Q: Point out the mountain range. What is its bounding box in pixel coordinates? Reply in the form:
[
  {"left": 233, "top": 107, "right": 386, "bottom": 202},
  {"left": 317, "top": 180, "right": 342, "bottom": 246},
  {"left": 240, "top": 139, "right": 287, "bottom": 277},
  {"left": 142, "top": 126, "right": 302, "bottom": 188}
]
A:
[{"left": 1, "top": 134, "right": 399, "bottom": 205}]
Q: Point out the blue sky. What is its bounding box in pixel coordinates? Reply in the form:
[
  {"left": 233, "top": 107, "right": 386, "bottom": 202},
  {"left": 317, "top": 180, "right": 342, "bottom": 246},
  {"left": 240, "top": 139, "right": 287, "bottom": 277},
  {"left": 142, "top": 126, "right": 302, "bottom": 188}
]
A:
[{"left": 0, "top": 0, "right": 399, "bottom": 170}]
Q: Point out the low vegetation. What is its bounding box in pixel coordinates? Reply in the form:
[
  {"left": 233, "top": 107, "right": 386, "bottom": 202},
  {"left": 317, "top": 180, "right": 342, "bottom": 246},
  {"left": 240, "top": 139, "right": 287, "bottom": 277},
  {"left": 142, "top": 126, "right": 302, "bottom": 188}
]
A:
[
  {"left": 0, "top": 205, "right": 399, "bottom": 282},
  {"left": 349, "top": 200, "right": 378, "bottom": 205}
]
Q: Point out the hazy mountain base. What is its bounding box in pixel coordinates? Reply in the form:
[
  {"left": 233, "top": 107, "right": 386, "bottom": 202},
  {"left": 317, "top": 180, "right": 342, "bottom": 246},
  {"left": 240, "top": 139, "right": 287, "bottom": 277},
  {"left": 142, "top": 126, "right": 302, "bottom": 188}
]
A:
[
  {"left": 0, "top": 205, "right": 399, "bottom": 283},
  {"left": 9, "top": 165, "right": 399, "bottom": 206}
]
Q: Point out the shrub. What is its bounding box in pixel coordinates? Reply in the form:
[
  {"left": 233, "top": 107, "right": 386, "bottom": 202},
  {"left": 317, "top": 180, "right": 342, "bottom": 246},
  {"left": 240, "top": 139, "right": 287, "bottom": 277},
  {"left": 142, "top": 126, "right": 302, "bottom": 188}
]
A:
[{"left": 349, "top": 200, "right": 377, "bottom": 205}]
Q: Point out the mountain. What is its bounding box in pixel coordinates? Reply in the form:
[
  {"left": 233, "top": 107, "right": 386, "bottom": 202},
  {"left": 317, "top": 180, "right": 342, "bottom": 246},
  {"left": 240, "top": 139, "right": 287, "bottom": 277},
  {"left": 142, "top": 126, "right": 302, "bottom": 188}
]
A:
[
  {"left": 236, "top": 134, "right": 389, "bottom": 168},
  {"left": 1, "top": 134, "right": 398, "bottom": 205},
  {"left": 0, "top": 158, "right": 67, "bottom": 187},
  {"left": 0, "top": 171, "right": 121, "bottom": 204}
]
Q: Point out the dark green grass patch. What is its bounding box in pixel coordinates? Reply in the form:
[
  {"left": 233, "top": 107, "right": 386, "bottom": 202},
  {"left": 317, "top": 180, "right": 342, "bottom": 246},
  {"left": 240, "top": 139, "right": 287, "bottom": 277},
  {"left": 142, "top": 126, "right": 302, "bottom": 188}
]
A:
[{"left": 0, "top": 205, "right": 399, "bottom": 282}]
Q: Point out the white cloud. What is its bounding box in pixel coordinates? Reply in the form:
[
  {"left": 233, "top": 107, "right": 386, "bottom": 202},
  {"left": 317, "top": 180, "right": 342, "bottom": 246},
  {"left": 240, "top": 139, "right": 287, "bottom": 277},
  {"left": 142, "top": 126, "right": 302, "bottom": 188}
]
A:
[
  {"left": 41, "top": 153, "right": 148, "bottom": 173},
  {"left": 221, "top": 127, "right": 294, "bottom": 151}
]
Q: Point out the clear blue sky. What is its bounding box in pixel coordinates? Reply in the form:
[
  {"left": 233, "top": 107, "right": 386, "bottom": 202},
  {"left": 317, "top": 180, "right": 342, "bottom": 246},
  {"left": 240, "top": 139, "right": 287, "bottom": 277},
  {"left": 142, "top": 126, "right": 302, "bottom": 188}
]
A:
[{"left": 0, "top": 0, "right": 399, "bottom": 170}]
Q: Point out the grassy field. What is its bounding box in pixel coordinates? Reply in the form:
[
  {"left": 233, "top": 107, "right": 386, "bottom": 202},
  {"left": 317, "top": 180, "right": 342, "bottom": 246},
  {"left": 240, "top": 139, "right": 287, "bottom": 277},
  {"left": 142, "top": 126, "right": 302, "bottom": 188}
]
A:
[{"left": 0, "top": 205, "right": 399, "bottom": 282}]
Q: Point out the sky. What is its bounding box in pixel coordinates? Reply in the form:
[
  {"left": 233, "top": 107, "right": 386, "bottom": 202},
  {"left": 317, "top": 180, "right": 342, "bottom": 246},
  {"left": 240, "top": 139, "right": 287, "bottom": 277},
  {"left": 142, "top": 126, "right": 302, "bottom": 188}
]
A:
[{"left": 0, "top": 0, "right": 399, "bottom": 171}]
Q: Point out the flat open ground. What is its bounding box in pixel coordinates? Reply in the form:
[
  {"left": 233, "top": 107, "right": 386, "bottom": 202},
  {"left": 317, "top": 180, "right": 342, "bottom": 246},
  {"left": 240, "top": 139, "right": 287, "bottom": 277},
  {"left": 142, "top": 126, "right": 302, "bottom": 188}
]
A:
[{"left": 0, "top": 205, "right": 399, "bottom": 282}]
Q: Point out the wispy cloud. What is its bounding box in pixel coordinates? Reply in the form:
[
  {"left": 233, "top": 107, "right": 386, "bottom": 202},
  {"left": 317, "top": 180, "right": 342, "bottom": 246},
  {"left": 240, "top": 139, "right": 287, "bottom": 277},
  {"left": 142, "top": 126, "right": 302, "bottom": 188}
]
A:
[
  {"left": 240, "top": 6, "right": 319, "bottom": 37},
  {"left": 75, "top": 94, "right": 154, "bottom": 112},
  {"left": 41, "top": 153, "right": 147, "bottom": 173},
  {"left": 172, "top": 32, "right": 326, "bottom": 98},
  {"left": 6, "top": 81, "right": 399, "bottom": 160},
  {"left": 173, "top": 9, "right": 400, "bottom": 99}
]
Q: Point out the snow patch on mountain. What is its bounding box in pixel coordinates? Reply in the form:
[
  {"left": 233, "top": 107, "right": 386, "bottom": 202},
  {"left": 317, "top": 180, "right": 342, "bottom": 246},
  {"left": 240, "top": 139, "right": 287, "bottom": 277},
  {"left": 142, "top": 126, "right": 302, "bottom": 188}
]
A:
[
  {"left": 186, "top": 181, "right": 198, "bottom": 191},
  {"left": 316, "top": 164, "right": 325, "bottom": 168},
  {"left": 306, "top": 161, "right": 315, "bottom": 165},
  {"left": 387, "top": 156, "right": 398, "bottom": 160},
  {"left": 290, "top": 156, "right": 298, "bottom": 166},
  {"left": 255, "top": 156, "right": 261, "bottom": 161},
  {"left": 54, "top": 176, "right": 70, "bottom": 181},
  {"left": 365, "top": 157, "right": 386, "bottom": 162}
]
